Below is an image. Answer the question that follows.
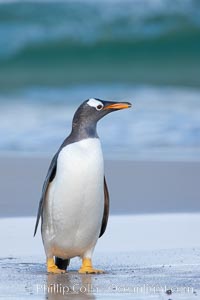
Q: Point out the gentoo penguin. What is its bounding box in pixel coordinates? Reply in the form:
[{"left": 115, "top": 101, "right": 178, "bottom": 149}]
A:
[{"left": 34, "top": 98, "right": 131, "bottom": 274}]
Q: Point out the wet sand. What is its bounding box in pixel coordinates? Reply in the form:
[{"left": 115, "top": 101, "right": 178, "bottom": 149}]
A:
[
  {"left": 0, "top": 155, "right": 200, "bottom": 217},
  {"left": 0, "top": 215, "right": 200, "bottom": 299}
]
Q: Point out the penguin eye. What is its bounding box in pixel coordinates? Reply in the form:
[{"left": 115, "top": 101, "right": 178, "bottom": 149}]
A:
[{"left": 96, "top": 104, "right": 103, "bottom": 111}]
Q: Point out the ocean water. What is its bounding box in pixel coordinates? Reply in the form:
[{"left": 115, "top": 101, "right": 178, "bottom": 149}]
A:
[
  {"left": 0, "top": 0, "right": 200, "bottom": 88},
  {"left": 0, "top": 0, "right": 200, "bottom": 160}
]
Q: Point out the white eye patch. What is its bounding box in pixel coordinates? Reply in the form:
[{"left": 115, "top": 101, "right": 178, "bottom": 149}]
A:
[{"left": 87, "top": 98, "right": 104, "bottom": 110}]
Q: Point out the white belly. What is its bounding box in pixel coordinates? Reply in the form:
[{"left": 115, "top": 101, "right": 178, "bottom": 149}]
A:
[{"left": 42, "top": 138, "right": 104, "bottom": 259}]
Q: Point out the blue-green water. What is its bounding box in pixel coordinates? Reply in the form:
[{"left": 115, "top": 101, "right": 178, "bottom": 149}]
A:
[
  {"left": 0, "top": 0, "right": 200, "bottom": 160},
  {"left": 0, "top": 0, "right": 200, "bottom": 87}
]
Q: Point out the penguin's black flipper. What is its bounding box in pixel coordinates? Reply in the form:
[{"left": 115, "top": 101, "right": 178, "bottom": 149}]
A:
[
  {"left": 33, "top": 135, "right": 75, "bottom": 237},
  {"left": 34, "top": 152, "right": 59, "bottom": 236},
  {"left": 99, "top": 176, "right": 110, "bottom": 238},
  {"left": 55, "top": 257, "right": 70, "bottom": 270}
]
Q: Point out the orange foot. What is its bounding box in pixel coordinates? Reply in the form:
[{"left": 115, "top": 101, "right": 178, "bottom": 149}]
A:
[
  {"left": 78, "top": 258, "right": 104, "bottom": 274},
  {"left": 47, "top": 258, "right": 66, "bottom": 274}
]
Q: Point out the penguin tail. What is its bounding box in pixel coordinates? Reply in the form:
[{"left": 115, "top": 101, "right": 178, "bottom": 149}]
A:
[{"left": 55, "top": 257, "right": 70, "bottom": 271}]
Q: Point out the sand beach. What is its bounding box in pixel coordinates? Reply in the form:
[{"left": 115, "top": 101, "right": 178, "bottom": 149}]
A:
[
  {"left": 0, "top": 156, "right": 199, "bottom": 217},
  {"left": 0, "top": 156, "right": 199, "bottom": 299}
]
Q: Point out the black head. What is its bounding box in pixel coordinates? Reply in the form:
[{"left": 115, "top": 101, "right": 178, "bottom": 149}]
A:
[{"left": 71, "top": 98, "right": 132, "bottom": 139}]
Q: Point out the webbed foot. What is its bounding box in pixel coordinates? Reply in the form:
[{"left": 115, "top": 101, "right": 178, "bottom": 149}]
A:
[
  {"left": 47, "top": 258, "right": 66, "bottom": 274},
  {"left": 78, "top": 258, "right": 104, "bottom": 274}
]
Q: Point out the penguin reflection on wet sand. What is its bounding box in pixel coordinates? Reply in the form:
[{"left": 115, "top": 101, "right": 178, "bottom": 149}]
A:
[{"left": 34, "top": 98, "right": 132, "bottom": 274}]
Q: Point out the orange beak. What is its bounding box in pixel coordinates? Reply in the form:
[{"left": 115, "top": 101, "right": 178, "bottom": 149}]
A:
[{"left": 104, "top": 102, "right": 132, "bottom": 110}]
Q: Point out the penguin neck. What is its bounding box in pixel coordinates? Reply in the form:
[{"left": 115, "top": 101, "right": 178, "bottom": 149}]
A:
[{"left": 70, "top": 121, "right": 98, "bottom": 141}]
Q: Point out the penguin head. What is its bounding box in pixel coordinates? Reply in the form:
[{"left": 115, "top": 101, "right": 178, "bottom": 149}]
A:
[{"left": 72, "top": 98, "right": 132, "bottom": 126}]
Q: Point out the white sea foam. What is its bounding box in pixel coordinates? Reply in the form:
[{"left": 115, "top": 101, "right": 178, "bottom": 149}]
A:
[{"left": 0, "top": 84, "right": 200, "bottom": 161}]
